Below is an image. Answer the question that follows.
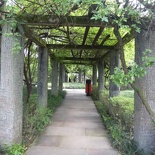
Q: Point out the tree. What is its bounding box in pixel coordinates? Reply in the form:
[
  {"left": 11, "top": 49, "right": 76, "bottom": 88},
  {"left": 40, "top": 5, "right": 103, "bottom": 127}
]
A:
[{"left": 24, "top": 40, "right": 38, "bottom": 101}]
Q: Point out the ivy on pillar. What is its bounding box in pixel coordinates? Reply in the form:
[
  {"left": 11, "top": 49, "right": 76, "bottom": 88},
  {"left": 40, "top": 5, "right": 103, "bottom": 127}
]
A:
[
  {"left": 37, "top": 47, "right": 48, "bottom": 107},
  {"left": 92, "top": 64, "right": 97, "bottom": 86},
  {"left": 59, "top": 63, "right": 64, "bottom": 91},
  {"left": 134, "top": 25, "right": 155, "bottom": 154},
  {"left": 98, "top": 59, "right": 104, "bottom": 100},
  {"left": 51, "top": 59, "right": 58, "bottom": 95},
  {"left": 109, "top": 50, "right": 120, "bottom": 97},
  {"left": 0, "top": 23, "right": 24, "bottom": 145}
]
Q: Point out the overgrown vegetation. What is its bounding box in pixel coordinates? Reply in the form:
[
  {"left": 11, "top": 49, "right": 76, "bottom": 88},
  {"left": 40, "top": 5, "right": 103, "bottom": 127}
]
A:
[
  {"left": 22, "top": 88, "right": 66, "bottom": 148},
  {"left": 22, "top": 94, "right": 52, "bottom": 145},
  {"left": 92, "top": 87, "right": 146, "bottom": 154},
  {"left": 0, "top": 87, "right": 66, "bottom": 155},
  {"left": 5, "top": 144, "right": 26, "bottom": 155}
]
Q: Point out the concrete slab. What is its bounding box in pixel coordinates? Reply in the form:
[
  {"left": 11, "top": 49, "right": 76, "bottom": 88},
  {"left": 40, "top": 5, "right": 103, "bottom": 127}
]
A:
[
  {"left": 64, "top": 120, "right": 104, "bottom": 129},
  {"left": 36, "top": 135, "right": 62, "bottom": 147},
  {"left": 85, "top": 128, "right": 107, "bottom": 137},
  {"left": 26, "top": 146, "right": 86, "bottom": 155},
  {"left": 60, "top": 136, "right": 112, "bottom": 149},
  {"left": 44, "top": 126, "right": 86, "bottom": 136},
  {"left": 86, "top": 148, "right": 119, "bottom": 155},
  {"left": 26, "top": 89, "right": 119, "bottom": 155}
]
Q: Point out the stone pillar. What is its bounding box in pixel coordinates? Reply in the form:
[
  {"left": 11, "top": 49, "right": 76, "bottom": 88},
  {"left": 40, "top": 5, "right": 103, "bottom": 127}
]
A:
[
  {"left": 83, "top": 70, "right": 86, "bottom": 82},
  {"left": 109, "top": 50, "right": 120, "bottom": 97},
  {"left": 65, "top": 71, "right": 68, "bottom": 82},
  {"left": 134, "top": 26, "right": 155, "bottom": 154},
  {"left": 92, "top": 64, "right": 97, "bottom": 86},
  {"left": 37, "top": 47, "right": 48, "bottom": 107},
  {"left": 0, "top": 23, "right": 24, "bottom": 145},
  {"left": 98, "top": 60, "right": 104, "bottom": 100},
  {"left": 78, "top": 69, "right": 82, "bottom": 83},
  {"left": 59, "top": 63, "right": 64, "bottom": 91},
  {"left": 51, "top": 59, "right": 58, "bottom": 95}
]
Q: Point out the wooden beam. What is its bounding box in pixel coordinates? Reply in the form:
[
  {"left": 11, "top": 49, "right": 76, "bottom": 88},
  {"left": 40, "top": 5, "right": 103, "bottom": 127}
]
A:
[
  {"left": 114, "top": 30, "right": 134, "bottom": 48},
  {"left": 95, "top": 35, "right": 110, "bottom": 58},
  {"left": 63, "top": 62, "right": 92, "bottom": 65},
  {"left": 58, "top": 57, "right": 97, "bottom": 61},
  {"left": 80, "top": 27, "right": 90, "bottom": 57},
  {"left": 24, "top": 15, "right": 107, "bottom": 27},
  {"left": 92, "top": 27, "right": 104, "bottom": 45},
  {"left": 82, "top": 27, "right": 90, "bottom": 45},
  {"left": 47, "top": 44, "right": 114, "bottom": 50},
  {"left": 100, "top": 34, "right": 110, "bottom": 46},
  {"left": 23, "top": 25, "right": 47, "bottom": 47}
]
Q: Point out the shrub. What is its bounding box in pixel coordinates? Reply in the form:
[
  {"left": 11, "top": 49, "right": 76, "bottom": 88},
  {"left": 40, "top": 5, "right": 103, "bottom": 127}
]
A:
[
  {"left": 6, "top": 144, "right": 26, "bottom": 155},
  {"left": 23, "top": 94, "right": 52, "bottom": 145},
  {"left": 47, "top": 90, "right": 66, "bottom": 111},
  {"left": 22, "top": 89, "right": 66, "bottom": 147},
  {"left": 91, "top": 85, "right": 98, "bottom": 100},
  {"left": 93, "top": 90, "right": 139, "bottom": 154},
  {"left": 95, "top": 100, "right": 136, "bottom": 154}
]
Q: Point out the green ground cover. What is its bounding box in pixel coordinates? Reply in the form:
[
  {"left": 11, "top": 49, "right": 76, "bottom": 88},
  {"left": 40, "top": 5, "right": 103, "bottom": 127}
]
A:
[{"left": 92, "top": 86, "right": 145, "bottom": 154}]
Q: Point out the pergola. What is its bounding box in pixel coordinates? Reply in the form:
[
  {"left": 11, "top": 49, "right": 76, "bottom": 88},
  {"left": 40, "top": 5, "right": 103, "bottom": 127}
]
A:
[
  {"left": 23, "top": 12, "right": 133, "bottom": 64},
  {"left": 0, "top": 2, "right": 155, "bottom": 154}
]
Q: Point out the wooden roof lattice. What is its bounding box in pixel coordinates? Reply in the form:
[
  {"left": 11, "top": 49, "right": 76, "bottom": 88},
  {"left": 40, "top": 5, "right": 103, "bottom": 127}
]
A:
[{"left": 22, "top": 4, "right": 134, "bottom": 65}]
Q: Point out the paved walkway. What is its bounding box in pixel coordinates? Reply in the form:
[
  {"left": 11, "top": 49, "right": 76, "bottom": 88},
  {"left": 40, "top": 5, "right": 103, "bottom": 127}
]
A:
[{"left": 26, "top": 89, "right": 119, "bottom": 155}]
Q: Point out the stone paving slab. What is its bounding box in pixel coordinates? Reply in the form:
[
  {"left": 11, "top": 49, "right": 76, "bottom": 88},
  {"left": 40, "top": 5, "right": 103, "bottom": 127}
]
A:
[
  {"left": 59, "top": 136, "right": 113, "bottom": 149},
  {"left": 44, "top": 126, "right": 86, "bottom": 136},
  {"left": 26, "top": 89, "right": 119, "bottom": 155},
  {"left": 26, "top": 146, "right": 86, "bottom": 155}
]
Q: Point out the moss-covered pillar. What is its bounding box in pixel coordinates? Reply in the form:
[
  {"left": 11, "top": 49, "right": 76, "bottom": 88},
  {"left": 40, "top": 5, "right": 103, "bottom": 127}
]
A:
[
  {"left": 59, "top": 63, "right": 64, "bottom": 91},
  {"left": 37, "top": 47, "right": 48, "bottom": 107},
  {"left": 109, "top": 50, "right": 120, "bottom": 97},
  {"left": 51, "top": 59, "right": 58, "bottom": 95},
  {"left": 134, "top": 25, "right": 155, "bottom": 154},
  {"left": 0, "top": 23, "right": 24, "bottom": 145},
  {"left": 92, "top": 64, "right": 97, "bottom": 86},
  {"left": 98, "top": 59, "right": 104, "bottom": 100}
]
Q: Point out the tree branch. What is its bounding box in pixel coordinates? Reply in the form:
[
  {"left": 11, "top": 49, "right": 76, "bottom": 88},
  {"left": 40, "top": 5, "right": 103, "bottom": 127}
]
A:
[{"left": 113, "top": 26, "right": 155, "bottom": 121}]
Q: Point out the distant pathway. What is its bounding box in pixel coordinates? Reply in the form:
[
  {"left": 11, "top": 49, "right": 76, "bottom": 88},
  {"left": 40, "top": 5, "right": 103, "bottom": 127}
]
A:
[{"left": 26, "top": 89, "right": 119, "bottom": 155}]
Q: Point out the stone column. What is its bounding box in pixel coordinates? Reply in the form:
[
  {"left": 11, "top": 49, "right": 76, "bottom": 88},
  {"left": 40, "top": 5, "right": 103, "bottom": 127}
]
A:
[
  {"left": 78, "top": 69, "right": 82, "bottom": 83},
  {"left": 92, "top": 64, "right": 97, "bottom": 86},
  {"left": 51, "top": 59, "right": 58, "bottom": 95},
  {"left": 83, "top": 70, "right": 86, "bottom": 83},
  {"left": 134, "top": 26, "right": 155, "bottom": 154},
  {"left": 0, "top": 23, "right": 24, "bottom": 145},
  {"left": 37, "top": 47, "right": 48, "bottom": 107},
  {"left": 109, "top": 50, "right": 120, "bottom": 97},
  {"left": 65, "top": 71, "right": 68, "bottom": 82},
  {"left": 59, "top": 63, "right": 64, "bottom": 91},
  {"left": 98, "top": 60, "right": 104, "bottom": 100}
]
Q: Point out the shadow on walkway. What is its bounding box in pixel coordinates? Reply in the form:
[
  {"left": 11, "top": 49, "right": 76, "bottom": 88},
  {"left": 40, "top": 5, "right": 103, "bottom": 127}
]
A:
[{"left": 26, "top": 89, "right": 119, "bottom": 155}]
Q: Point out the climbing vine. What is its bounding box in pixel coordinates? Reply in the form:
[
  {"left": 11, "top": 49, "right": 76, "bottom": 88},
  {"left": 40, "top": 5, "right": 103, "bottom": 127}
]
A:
[{"left": 85, "top": 0, "right": 155, "bottom": 121}]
